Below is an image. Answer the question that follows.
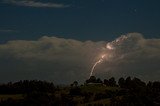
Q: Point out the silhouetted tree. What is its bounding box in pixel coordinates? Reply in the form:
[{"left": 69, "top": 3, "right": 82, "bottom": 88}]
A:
[
  {"left": 132, "top": 77, "right": 146, "bottom": 87},
  {"left": 118, "top": 77, "right": 125, "bottom": 88},
  {"left": 104, "top": 79, "right": 110, "bottom": 86},
  {"left": 109, "top": 77, "right": 116, "bottom": 86},
  {"left": 86, "top": 76, "right": 97, "bottom": 83},
  {"left": 96, "top": 78, "right": 103, "bottom": 83},
  {"left": 125, "top": 76, "right": 132, "bottom": 88},
  {"left": 147, "top": 81, "right": 152, "bottom": 88},
  {"left": 73, "top": 81, "right": 78, "bottom": 87}
]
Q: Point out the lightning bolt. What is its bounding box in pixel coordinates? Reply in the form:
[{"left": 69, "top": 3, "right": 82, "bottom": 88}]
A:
[{"left": 90, "top": 54, "right": 106, "bottom": 77}]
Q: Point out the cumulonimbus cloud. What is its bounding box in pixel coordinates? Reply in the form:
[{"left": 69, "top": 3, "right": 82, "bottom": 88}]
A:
[
  {"left": 0, "top": 33, "right": 159, "bottom": 84},
  {"left": 3, "top": 0, "right": 70, "bottom": 8}
]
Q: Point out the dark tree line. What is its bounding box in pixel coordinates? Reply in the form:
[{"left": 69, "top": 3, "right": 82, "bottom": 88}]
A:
[
  {"left": 85, "top": 76, "right": 160, "bottom": 106},
  {"left": 0, "top": 77, "right": 159, "bottom": 106},
  {"left": 112, "top": 77, "right": 160, "bottom": 106},
  {"left": 0, "top": 80, "right": 55, "bottom": 94},
  {"left": 86, "top": 76, "right": 116, "bottom": 86}
]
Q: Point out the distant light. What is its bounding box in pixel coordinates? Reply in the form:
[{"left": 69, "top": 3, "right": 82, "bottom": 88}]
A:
[{"left": 106, "top": 43, "right": 114, "bottom": 50}]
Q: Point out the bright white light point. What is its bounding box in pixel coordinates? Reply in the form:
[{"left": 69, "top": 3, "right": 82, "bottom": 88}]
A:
[
  {"left": 106, "top": 44, "right": 114, "bottom": 50},
  {"left": 101, "top": 54, "right": 106, "bottom": 58}
]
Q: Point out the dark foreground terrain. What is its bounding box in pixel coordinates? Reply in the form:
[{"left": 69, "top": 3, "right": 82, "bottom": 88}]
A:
[{"left": 0, "top": 76, "right": 160, "bottom": 106}]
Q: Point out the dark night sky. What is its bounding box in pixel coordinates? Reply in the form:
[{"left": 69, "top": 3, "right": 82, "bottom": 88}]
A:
[
  {"left": 0, "top": 0, "right": 160, "bottom": 42},
  {"left": 0, "top": 0, "right": 160, "bottom": 83}
]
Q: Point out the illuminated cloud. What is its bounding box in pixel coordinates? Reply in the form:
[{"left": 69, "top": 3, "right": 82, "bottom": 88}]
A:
[
  {"left": 0, "top": 33, "right": 159, "bottom": 84},
  {"left": 3, "top": 0, "right": 70, "bottom": 8},
  {"left": 96, "top": 33, "right": 160, "bottom": 81},
  {"left": 0, "top": 36, "right": 105, "bottom": 83}
]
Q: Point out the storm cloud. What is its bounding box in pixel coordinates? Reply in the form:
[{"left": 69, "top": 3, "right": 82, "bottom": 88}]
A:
[{"left": 0, "top": 33, "right": 160, "bottom": 84}]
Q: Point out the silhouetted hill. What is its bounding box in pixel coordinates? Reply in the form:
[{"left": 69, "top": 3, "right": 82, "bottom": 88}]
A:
[{"left": 0, "top": 76, "right": 159, "bottom": 106}]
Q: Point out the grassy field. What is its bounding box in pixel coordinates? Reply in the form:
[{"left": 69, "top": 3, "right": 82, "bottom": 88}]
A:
[
  {"left": 77, "top": 84, "right": 119, "bottom": 105},
  {"left": 0, "top": 84, "right": 119, "bottom": 105},
  {"left": 80, "top": 84, "right": 119, "bottom": 93},
  {"left": 0, "top": 94, "right": 23, "bottom": 101},
  {"left": 87, "top": 98, "right": 110, "bottom": 106},
  {"left": 78, "top": 98, "right": 110, "bottom": 106}
]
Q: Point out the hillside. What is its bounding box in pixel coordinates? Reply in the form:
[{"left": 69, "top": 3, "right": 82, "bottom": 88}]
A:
[{"left": 0, "top": 76, "right": 159, "bottom": 106}]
